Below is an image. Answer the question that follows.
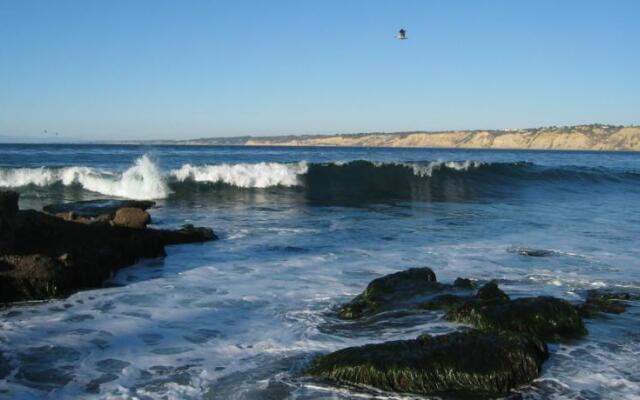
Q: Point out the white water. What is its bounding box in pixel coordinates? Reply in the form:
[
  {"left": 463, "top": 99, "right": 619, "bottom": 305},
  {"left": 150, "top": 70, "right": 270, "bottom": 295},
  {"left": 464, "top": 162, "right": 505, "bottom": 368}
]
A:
[
  {"left": 1, "top": 156, "right": 487, "bottom": 200},
  {"left": 171, "top": 162, "right": 308, "bottom": 188},
  {"left": 0, "top": 155, "right": 170, "bottom": 200},
  {"left": 1, "top": 146, "right": 640, "bottom": 399},
  {"left": 410, "top": 160, "right": 484, "bottom": 177}
]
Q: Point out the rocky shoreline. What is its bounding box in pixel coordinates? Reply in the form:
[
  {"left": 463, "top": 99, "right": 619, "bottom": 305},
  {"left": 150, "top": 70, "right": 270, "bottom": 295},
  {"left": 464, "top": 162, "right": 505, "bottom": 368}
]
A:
[
  {"left": 307, "top": 267, "right": 635, "bottom": 397},
  {"left": 0, "top": 191, "right": 217, "bottom": 304},
  {"left": 1, "top": 190, "right": 636, "bottom": 398}
]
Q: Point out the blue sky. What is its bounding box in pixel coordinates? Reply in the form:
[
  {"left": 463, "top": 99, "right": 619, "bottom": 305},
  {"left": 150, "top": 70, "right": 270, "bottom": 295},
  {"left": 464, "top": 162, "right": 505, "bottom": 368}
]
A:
[{"left": 1, "top": 0, "right": 639, "bottom": 140}]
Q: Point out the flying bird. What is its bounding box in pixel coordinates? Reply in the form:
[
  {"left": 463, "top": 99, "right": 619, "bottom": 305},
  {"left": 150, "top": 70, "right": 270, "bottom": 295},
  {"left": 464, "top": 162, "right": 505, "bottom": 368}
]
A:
[{"left": 396, "top": 29, "right": 407, "bottom": 40}]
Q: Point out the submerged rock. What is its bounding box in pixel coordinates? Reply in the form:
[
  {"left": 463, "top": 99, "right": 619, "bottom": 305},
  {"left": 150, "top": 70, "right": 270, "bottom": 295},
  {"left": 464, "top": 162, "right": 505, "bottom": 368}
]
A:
[
  {"left": 307, "top": 330, "right": 548, "bottom": 397},
  {"left": 337, "top": 267, "right": 439, "bottom": 319},
  {"left": 0, "top": 192, "right": 216, "bottom": 303},
  {"left": 0, "top": 351, "right": 11, "bottom": 379},
  {"left": 513, "top": 247, "right": 555, "bottom": 257}
]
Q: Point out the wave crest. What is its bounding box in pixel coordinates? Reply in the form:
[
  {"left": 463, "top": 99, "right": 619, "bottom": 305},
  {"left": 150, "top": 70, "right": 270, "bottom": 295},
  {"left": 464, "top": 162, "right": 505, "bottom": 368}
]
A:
[
  {"left": 170, "top": 162, "right": 308, "bottom": 188},
  {"left": 0, "top": 155, "right": 170, "bottom": 200}
]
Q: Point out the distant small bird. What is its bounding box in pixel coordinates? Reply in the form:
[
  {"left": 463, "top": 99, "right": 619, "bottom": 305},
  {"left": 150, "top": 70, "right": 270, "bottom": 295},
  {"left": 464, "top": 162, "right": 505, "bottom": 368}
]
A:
[{"left": 396, "top": 29, "right": 407, "bottom": 40}]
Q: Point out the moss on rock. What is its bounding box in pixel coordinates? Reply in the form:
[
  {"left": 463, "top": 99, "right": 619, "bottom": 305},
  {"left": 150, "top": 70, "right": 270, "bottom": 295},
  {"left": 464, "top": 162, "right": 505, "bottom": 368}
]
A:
[{"left": 307, "top": 330, "right": 548, "bottom": 397}]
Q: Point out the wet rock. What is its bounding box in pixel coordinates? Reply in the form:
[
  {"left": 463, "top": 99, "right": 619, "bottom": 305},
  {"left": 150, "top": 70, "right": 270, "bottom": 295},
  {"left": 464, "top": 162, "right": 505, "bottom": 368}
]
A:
[
  {"left": 337, "top": 267, "right": 439, "bottom": 319},
  {"left": 513, "top": 247, "right": 555, "bottom": 257},
  {"left": 43, "top": 199, "right": 155, "bottom": 218},
  {"left": 577, "top": 290, "right": 635, "bottom": 317},
  {"left": 0, "top": 191, "right": 19, "bottom": 253},
  {"left": 418, "top": 293, "right": 469, "bottom": 311},
  {"left": 453, "top": 277, "right": 476, "bottom": 289},
  {"left": 476, "top": 281, "right": 510, "bottom": 301},
  {"left": 307, "top": 330, "right": 548, "bottom": 397},
  {"left": 161, "top": 224, "right": 218, "bottom": 243},
  {"left": 447, "top": 294, "right": 586, "bottom": 341},
  {"left": 113, "top": 207, "right": 151, "bottom": 229},
  {"left": 0, "top": 193, "right": 217, "bottom": 303}
]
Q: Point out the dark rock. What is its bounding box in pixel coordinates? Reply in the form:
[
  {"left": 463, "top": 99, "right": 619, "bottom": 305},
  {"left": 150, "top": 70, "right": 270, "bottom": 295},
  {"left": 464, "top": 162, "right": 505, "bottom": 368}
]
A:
[
  {"left": 337, "top": 267, "right": 439, "bottom": 319},
  {"left": 0, "top": 190, "right": 19, "bottom": 217},
  {"left": 0, "top": 191, "right": 19, "bottom": 253},
  {"left": 0, "top": 194, "right": 217, "bottom": 303},
  {"left": 306, "top": 330, "right": 548, "bottom": 397},
  {"left": 577, "top": 291, "right": 635, "bottom": 317},
  {"left": 476, "top": 282, "right": 510, "bottom": 301},
  {"left": 43, "top": 199, "right": 155, "bottom": 218},
  {"left": 447, "top": 295, "right": 586, "bottom": 341},
  {"left": 453, "top": 277, "right": 476, "bottom": 289},
  {"left": 113, "top": 207, "right": 151, "bottom": 229},
  {"left": 418, "top": 293, "right": 468, "bottom": 311},
  {"left": 513, "top": 247, "right": 555, "bottom": 257},
  {"left": 157, "top": 224, "right": 217, "bottom": 244}
]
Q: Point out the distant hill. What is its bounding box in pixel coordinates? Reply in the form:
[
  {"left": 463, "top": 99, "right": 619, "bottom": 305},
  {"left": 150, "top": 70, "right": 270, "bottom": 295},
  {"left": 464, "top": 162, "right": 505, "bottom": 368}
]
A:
[{"left": 137, "top": 124, "right": 640, "bottom": 151}]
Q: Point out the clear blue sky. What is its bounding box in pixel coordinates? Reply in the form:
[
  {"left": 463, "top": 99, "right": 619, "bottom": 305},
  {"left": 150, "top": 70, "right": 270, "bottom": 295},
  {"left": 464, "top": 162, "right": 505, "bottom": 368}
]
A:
[{"left": 1, "top": 0, "right": 639, "bottom": 140}]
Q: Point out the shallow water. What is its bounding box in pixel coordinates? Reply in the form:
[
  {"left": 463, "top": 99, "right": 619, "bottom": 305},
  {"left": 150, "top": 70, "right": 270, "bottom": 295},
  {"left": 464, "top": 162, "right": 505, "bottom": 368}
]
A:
[{"left": 1, "top": 144, "right": 639, "bottom": 399}]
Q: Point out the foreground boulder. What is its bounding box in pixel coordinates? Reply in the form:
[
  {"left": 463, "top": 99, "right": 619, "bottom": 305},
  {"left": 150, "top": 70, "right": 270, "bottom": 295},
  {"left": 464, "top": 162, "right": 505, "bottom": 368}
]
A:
[
  {"left": 0, "top": 191, "right": 216, "bottom": 303},
  {"left": 307, "top": 330, "right": 548, "bottom": 397}
]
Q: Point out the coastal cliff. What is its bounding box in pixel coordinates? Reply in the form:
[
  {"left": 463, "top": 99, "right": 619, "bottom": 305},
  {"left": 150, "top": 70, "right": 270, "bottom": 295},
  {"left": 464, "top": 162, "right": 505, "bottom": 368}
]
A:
[{"left": 243, "top": 124, "right": 640, "bottom": 151}]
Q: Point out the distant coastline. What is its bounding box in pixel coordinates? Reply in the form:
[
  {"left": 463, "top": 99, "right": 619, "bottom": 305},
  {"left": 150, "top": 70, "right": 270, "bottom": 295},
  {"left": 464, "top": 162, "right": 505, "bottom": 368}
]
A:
[
  {"left": 125, "top": 124, "right": 640, "bottom": 151},
  {"left": 3, "top": 124, "right": 640, "bottom": 151}
]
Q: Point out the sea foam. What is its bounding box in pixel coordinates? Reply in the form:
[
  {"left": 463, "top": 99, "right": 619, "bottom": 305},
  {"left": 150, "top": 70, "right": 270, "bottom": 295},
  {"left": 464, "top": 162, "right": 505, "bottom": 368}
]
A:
[
  {"left": 170, "top": 162, "right": 308, "bottom": 188},
  {"left": 0, "top": 155, "right": 170, "bottom": 200}
]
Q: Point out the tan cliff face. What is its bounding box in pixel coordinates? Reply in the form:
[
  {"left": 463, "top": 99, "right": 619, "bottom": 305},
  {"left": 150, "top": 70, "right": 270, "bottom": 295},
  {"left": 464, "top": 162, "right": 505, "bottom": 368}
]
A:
[{"left": 244, "top": 126, "right": 640, "bottom": 151}]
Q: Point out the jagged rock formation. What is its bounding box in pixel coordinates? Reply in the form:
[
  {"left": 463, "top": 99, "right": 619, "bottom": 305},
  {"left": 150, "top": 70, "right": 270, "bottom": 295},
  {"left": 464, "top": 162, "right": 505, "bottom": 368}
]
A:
[{"left": 0, "top": 191, "right": 217, "bottom": 303}]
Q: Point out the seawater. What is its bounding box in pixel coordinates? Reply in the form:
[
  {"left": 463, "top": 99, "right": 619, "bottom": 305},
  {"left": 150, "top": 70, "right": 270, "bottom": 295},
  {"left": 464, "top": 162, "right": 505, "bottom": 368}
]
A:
[{"left": 1, "top": 144, "right": 639, "bottom": 399}]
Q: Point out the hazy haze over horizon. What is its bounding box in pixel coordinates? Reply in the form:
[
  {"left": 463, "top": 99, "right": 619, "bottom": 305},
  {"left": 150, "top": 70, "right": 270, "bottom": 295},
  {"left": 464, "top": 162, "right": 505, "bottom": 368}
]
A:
[{"left": 1, "top": 0, "right": 639, "bottom": 141}]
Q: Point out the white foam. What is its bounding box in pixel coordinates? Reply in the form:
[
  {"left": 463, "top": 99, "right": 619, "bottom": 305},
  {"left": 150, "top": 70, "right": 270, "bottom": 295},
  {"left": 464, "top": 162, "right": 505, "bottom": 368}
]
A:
[
  {"left": 0, "top": 155, "right": 170, "bottom": 200},
  {"left": 170, "top": 162, "right": 308, "bottom": 188},
  {"left": 410, "top": 160, "right": 484, "bottom": 177}
]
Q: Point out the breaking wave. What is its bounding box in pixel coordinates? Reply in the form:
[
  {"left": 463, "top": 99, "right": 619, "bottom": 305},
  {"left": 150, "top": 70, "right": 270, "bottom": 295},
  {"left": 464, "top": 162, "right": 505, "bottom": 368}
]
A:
[
  {"left": 1, "top": 155, "right": 638, "bottom": 201},
  {"left": 171, "top": 162, "right": 308, "bottom": 188},
  {"left": 0, "top": 155, "right": 170, "bottom": 200}
]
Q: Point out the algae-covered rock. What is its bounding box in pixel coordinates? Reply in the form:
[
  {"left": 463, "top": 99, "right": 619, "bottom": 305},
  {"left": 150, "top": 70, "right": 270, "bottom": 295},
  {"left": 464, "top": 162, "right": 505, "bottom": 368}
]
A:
[
  {"left": 447, "top": 295, "right": 586, "bottom": 341},
  {"left": 418, "top": 293, "right": 469, "bottom": 311},
  {"left": 307, "top": 330, "right": 548, "bottom": 397},
  {"left": 337, "top": 267, "right": 439, "bottom": 319},
  {"left": 577, "top": 290, "right": 636, "bottom": 317}
]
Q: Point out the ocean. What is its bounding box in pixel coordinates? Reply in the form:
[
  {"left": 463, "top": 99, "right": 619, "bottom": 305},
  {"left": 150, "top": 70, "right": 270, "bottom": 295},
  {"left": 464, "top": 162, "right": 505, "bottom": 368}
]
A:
[{"left": 1, "top": 144, "right": 639, "bottom": 399}]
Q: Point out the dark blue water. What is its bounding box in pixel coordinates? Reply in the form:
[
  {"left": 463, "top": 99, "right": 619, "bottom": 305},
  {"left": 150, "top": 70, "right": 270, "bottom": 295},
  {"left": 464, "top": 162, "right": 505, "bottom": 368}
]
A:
[{"left": 1, "top": 144, "right": 639, "bottom": 399}]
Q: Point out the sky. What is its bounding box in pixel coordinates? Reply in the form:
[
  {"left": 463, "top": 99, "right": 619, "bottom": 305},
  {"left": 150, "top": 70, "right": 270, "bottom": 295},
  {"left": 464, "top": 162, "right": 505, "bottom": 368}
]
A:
[{"left": 0, "top": 0, "right": 639, "bottom": 141}]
